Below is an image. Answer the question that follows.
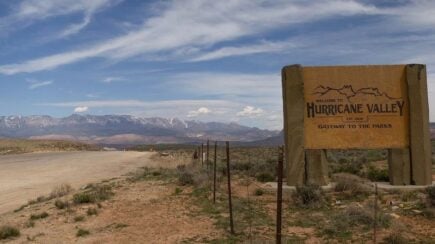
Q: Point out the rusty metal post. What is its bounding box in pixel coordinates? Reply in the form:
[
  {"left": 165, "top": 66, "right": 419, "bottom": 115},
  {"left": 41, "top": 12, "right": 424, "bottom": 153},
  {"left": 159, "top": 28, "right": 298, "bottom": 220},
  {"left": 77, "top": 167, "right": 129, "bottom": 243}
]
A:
[
  {"left": 276, "top": 146, "right": 284, "bottom": 244},
  {"left": 226, "top": 141, "right": 235, "bottom": 235},
  {"left": 374, "top": 183, "right": 378, "bottom": 244},
  {"left": 201, "top": 143, "right": 204, "bottom": 167},
  {"left": 213, "top": 141, "right": 217, "bottom": 203},
  {"left": 207, "top": 140, "right": 210, "bottom": 170}
]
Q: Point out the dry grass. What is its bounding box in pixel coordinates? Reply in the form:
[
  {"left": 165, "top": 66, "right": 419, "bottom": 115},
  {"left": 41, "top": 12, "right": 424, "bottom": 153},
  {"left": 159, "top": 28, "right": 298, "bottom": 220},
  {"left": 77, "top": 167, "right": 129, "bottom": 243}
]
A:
[{"left": 0, "top": 139, "right": 98, "bottom": 155}]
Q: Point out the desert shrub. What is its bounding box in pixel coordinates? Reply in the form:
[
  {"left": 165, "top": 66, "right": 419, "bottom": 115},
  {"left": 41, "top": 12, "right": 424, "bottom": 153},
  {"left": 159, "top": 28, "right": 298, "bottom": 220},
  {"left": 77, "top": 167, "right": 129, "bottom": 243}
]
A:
[
  {"left": 178, "top": 171, "right": 194, "bottom": 186},
  {"left": 30, "top": 212, "right": 49, "bottom": 220},
  {"left": 366, "top": 166, "right": 389, "bottom": 182},
  {"left": 87, "top": 208, "right": 98, "bottom": 216},
  {"left": 74, "top": 216, "right": 85, "bottom": 222},
  {"left": 333, "top": 158, "right": 363, "bottom": 175},
  {"left": 27, "top": 195, "right": 48, "bottom": 205},
  {"left": 366, "top": 150, "right": 387, "bottom": 162},
  {"left": 400, "top": 191, "right": 418, "bottom": 202},
  {"left": 50, "top": 184, "right": 73, "bottom": 198},
  {"left": 382, "top": 233, "right": 408, "bottom": 244},
  {"left": 0, "top": 226, "right": 20, "bottom": 240},
  {"left": 426, "top": 185, "right": 435, "bottom": 206},
  {"left": 73, "top": 193, "right": 93, "bottom": 204},
  {"left": 91, "top": 185, "right": 113, "bottom": 200},
  {"left": 115, "top": 223, "right": 128, "bottom": 229},
  {"left": 256, "top": 172, "right": 275, "bottom": 182},
  {"left": 174, "top": 187, "right": 183, "bottom": 195},
  {"left": 25, "top": 220, "right": 35, "bottom": 228},
  {"left": 254, "top": 188, "right": 264, "bottom": 196},
  {"left": 422, "top": 208, "right": 435, "bottom": 219},
  {"left": 14, "top": 204, "right": 27, "bottom": 213},
  {"left": 292, "top": 185, "right": 325, "bottom": 208},
  {"left": 334, "top": 173, "right": 369, "bottom": 197},
  {"left": 54, "top": 199, "right": 69, "bottom": 209},
  {"left": 129, "top": 167, "right": 175, "bottom": 182},
  {"left": 231, "top": 162, "right": 252, "bottom": 171},
  {"left": 177, "top": 165, "right": 208, "bottom": 186},
  {"left": 323, "top": 204, "right": 391, "bottom": 237},
  {"left": 73, "top": 185, "right": 113, "bottom": 204},
  {"left": 76, "top": 228, "right": 90, "bottom": 237}
]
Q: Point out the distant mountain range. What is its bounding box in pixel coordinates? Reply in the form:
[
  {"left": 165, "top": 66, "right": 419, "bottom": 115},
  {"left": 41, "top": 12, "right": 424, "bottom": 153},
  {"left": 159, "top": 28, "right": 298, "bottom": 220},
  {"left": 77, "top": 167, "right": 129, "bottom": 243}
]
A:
[{"left": 0, "top": 115, "right": 280, "bottom": 145}]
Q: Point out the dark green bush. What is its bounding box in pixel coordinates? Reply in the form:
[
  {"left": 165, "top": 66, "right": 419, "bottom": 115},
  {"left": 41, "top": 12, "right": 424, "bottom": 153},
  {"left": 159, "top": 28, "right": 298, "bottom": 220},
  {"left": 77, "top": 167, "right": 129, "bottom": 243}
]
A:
[
  {"left": 178, "top": 171, "right": 194, "bottom": 186},
  {"left": 54, "top": 199, "right": 69, "bottom": 209},
  {"left": 382, "top": 231, "right": 409, "bottom": 244},
  {"left": 231, "top": 162, "right": 252, "bottom": 171},
  {"left": 0, "top": 226, "right": 20, "bottom": 240},
  {"left": 76, "top": 228, "right": 90, "bottom": 237},
  {"left": 174, "top": 187, "right": 183, "bottom": 195},
  {"left": 87, "top": 208, "right": 98, "bottom": 216},
  {"left": 334, "top": 173, "right": 369, "bottom": 197},
  {"left": 73, "top": 193, "right": 93, "bottom": 204},
  {"left": 256, "top": 172, "right": 274, "bottom": 182},
  {"left": 254, "top": 188, "right": 264, "bottom": 196},
  {"left": 323, "top": 205, "right": 390, "bottom": 237},
  {"left": 73, "top": 185, "right": 113, "bottom": 204},
  {"left": 334, "top": 159, "right": 363, "bottom": 175},
  {"left": 30, "top": 212, "right": 49, "bottom": 220},
  {"left": 426, "top": 185, "right": 435, "bottom": 206},
  {"left": 292, "top": 185, "right": 325, "bottom": 208},
  {"left": 366, "top": 166, "right": 389, "bottom": 182},
  {"left": 74, "top": 216, "right": 85, "bottom": 222}
]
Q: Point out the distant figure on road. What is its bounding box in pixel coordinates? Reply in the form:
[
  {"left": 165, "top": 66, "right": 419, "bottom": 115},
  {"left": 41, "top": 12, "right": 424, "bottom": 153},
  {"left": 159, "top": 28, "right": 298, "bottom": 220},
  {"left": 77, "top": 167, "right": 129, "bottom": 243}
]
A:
[{"left": 193, "top": 150, "right": 198, "bottom": 159}]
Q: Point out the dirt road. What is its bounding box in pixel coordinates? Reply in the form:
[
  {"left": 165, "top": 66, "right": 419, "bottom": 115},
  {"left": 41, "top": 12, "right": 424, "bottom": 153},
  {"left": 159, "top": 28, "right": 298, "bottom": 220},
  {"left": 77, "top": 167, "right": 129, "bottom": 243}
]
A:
[{"left": 0, "top": 151, "right": 155, "bottom": 214}]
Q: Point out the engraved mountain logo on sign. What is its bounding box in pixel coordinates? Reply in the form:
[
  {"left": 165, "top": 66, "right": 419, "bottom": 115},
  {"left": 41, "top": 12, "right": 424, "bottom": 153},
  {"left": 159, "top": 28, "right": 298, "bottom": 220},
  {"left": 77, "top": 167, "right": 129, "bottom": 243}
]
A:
[{"left": 313, "top": 85, "right": 401, "bottom": 102}]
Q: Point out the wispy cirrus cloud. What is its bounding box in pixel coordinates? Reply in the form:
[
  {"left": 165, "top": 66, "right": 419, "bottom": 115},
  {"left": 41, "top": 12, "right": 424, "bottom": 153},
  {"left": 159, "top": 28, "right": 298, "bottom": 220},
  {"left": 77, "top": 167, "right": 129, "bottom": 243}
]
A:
[
  {"left": 0, "top": 0, "right": 382, "bottom": 75},
  {"left": 102, "top": 76, "right": 125, "bottom": 83},
  {"left": 189, "top": 40, "right": 297, "bottom": 62},
  {"left": 39, "top": 99, "right": 238, "bottom": 109},
  {"left": 1, "top": 0, "right": 119, "bottom": 37},
  {"left": 166, "top": 72, "right": 281, "bottom": 101},
  {"left": 26, "top": 78, "right": 53, "bottom": 89}
]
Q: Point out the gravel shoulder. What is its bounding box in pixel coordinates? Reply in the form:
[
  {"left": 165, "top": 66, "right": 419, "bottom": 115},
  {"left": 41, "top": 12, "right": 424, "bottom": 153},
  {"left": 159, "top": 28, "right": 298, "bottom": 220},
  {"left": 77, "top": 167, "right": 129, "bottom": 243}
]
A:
[{"left": 0, "top": 151, "right": 154, "bottom": 214}]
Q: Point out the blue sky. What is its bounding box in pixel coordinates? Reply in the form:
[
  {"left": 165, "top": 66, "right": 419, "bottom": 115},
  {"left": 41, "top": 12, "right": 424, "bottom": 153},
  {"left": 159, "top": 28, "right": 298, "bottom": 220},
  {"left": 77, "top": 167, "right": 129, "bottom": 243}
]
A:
[{"left": 0, "top": 0, "right": 434, "bottom": 130}]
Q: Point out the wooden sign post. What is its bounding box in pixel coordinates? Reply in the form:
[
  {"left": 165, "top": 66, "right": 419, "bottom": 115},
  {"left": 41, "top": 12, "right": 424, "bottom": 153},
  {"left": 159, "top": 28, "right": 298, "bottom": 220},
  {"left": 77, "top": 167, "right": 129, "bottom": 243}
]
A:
[{"left": 282, "top": 64, "right": 432, "bottom": 186}]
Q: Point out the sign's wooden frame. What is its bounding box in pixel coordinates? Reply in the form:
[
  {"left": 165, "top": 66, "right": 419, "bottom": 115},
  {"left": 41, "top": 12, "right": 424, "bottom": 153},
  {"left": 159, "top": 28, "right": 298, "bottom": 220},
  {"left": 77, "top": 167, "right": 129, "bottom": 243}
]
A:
[{"left": 282, "top": 64, "right": 432, "bottom": 186}]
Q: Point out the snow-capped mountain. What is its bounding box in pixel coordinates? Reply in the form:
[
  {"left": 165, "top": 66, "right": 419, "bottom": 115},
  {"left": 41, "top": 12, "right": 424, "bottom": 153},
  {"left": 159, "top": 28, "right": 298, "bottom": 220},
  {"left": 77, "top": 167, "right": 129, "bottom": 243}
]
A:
[{"left": 0, "top": 114, "right": 279, "bottom": 145}]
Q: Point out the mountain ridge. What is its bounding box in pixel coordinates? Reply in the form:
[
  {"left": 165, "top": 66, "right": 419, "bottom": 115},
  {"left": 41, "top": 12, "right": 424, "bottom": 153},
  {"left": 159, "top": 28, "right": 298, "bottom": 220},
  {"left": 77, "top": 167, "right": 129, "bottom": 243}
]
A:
[{"left": 0, "top": 114, "right": 279, "bottom": 145}]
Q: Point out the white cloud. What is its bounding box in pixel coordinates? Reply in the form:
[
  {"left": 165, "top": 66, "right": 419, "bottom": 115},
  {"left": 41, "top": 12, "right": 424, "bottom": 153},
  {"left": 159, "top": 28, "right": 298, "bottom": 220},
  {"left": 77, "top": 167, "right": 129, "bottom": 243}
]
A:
[
  {"left": 187, "top": 107, "right": 212, "bottom": 118},
  {"left": 39, "top": 99, "right": 238, "bottom": 110},
  {"left": 74, "top": 106, "right": 89, "bottom": 113},
  {"left": 237, "top": 106, "right": 264, "bottom": 117},
  {"left": 387, "top": 1, "right": 435, "bottom": 27},
  {"left": 1, "top": 0, "right": 118, "bottom": 37},
  {"left": 60, "top": 15, "right": 92, "bottom": 38},
  {"left": 27, "top": 79, "right": 53, "bottom": 89},
  {"left": 189, "top": 40, "right": 297, "bottom": 62},
  {"left": 39, "top": 99, "right": 241, "bottom": 121},
  {"left": 169, "top": 72, "right": 281, "bottom": 99},
  {"left": 14, "top": 0, "right": 114, "bottom": 20},
  {"left": 0, "top": 0, "right": 382, "bottom": 75},
  {"left": 102, "top": 76, "right": 125, "bottom": 83}
]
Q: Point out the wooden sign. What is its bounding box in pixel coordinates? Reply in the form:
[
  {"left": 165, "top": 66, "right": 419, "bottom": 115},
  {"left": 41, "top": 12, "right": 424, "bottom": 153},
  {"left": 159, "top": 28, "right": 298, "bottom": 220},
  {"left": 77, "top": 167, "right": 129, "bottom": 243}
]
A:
[
  {"left": 282, "top": 64, "right": 432, "bottom": 186},
  {"left": 303, "top": 65, "right": 409, "bottom": 149}
]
